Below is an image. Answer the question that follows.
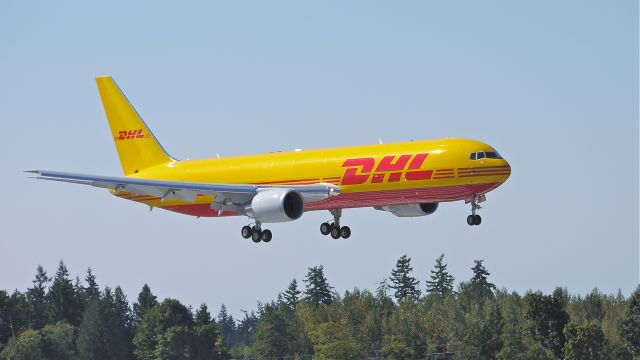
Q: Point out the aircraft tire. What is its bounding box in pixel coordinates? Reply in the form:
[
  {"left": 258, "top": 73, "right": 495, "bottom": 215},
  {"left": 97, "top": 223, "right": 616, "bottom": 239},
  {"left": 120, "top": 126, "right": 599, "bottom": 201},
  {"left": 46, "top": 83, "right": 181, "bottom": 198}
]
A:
[
  {"left": 474, "top": 215, "right": 482, "bottom": 225},
  {"left": 467, "top": 215, "right": 476, "bottom": 226},
  {"left": 252, "top": 231, "right": 262, "bottom": 243},
  {"left": 340, "top": 226, "right": 351, "bottom": 239},
  {"left": 320, "top": 222, "right": 332, "bottom": 235},
  {"left": 330, "top": 227, "right": 341, "bottom": 239},
  {"left": 261, "top": 230, "right": 272, "bottom": 242},
  {"left": 241, "top": 226, "right": 252, "bottom": 239}
]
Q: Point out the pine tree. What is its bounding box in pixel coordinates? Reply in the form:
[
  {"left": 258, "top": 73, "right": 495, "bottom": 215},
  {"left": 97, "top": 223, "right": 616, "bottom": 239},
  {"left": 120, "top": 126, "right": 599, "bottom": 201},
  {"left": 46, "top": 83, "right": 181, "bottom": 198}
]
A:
[
  {"left": 282, "top": 279, "right": 301, "bottom": 310},
  {"left": 303, "top": 265, "right": 334, "bottom": 306},
  {"left": 525, "top": 292, "right": 569, "bottom": 358},
  {"left": 77, "top": 288, "right": 132, "bottom": 360},
  {"left": 46, "top": 261, "right": 81, "bottom": 326},
  {"left": 425, "top": 254, "right": 455, "bottom": 299},
  {"left": 26, "top": 265, "right": 50, "bottom": 329},
  {"left": 195, "top": 304, "right": 211, "bottom": 326},
  {"left": 133, "top": 284, "right": 158, "bottom": 325},
  {"left": 217, "top": 304, "right": 236, "bottom": 347},
  {"left": 389, "top": 255, "right": 421, "bottom": 302},
  {"left": 84, "top": 268, "right": 99, "bottom": 302},
  {"left": 470, "top": 260, "right": 496, "bottom": 300}
]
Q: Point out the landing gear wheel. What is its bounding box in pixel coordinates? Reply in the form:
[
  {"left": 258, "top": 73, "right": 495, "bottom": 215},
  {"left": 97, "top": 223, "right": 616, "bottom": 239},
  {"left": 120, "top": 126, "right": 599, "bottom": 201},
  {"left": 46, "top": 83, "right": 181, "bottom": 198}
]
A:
[
  {"left": 474, "top": 214, "right": 482, "bottom": 225},
  {"left": 241, "top": 226, "right": 252, "bottom": 239},
  {"left": 467, "top": 215, "right": 476, "bottom": 226},
  {"left": 320, "top": 222, "right": 331, "bottom": 235},
  {"left": 340, "top": 226, "right": 351, "bottom": 239},
  {"left": 261, "top": 229, "right": 272, "bottom": 242},
  {"left": 330, "top": 227, "right": 341, "bottom": 239},
  {"left": 251, "top": 230, "right": 262, "bottom": 243}
]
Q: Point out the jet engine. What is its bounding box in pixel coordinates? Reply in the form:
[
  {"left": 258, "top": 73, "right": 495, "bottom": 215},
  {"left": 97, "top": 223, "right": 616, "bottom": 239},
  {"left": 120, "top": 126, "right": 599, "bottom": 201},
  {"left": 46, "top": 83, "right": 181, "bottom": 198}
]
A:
[
  {"left": 245, "top": 189, "right": 304, "bottom": 223},
  {"left": 375, "top": 203, "right": 439, "bottom": 217}
]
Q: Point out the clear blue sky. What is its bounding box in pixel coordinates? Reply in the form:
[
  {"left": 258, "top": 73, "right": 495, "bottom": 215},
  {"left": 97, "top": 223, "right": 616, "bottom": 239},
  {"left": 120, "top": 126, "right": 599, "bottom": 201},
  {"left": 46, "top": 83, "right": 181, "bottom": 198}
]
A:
[{"left": 1, "top": 1, "right": 637, "bottom": 317}]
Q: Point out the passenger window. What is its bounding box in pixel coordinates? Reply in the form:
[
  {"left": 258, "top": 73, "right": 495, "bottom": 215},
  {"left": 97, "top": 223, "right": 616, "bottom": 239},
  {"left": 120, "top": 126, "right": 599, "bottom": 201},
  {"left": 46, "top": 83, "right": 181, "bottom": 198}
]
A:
[
  {"left": 470, "top": 153, "right": 476, "bottom": 160},
  {"left": 477, "top": 152, "right": 485, "bottom": 159}
]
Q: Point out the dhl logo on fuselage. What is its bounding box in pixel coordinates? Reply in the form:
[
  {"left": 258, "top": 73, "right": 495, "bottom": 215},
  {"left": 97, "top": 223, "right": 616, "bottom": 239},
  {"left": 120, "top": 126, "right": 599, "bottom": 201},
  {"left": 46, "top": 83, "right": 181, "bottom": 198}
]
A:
[
  {"left": 115, "top": 129, "right": 150, "bottom": 141},
  {"left": 341, "top": 153, "right": 433, "bottom": 185}
]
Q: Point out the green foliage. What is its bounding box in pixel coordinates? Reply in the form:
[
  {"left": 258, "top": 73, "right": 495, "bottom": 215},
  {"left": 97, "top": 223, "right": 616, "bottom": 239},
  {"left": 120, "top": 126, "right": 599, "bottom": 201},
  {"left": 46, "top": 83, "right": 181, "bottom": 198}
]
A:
[
  {"left": 26, "top": 265, "right": 50, "bottom": 329},
  {"left": 426, "top": 254, "right": 455, "bottom": 299},
  {"left": 133, "top": 283, "right": 157, "bottom": 325},
  {"left": 525, "top": 291, "right": 569, "bottom": 358},
  {"left": 77, "top": 288, "right": 132, "bottom": 360},
  {"left": 46, "top": 261, "right": 82, "bottom": 326},
  {"left": 620, "top": 287, "right": 640, "bottom": 356},
  {"left": 469, "top": 260, "right": 496, "bottom": 301},
  {"left": 40, "top": 321, "right": 77, "bottom": 360},
  {"left": 563, "top": 322, "right": 605, "bottom": 360},
  {"left": 304, "top": 265, "right": 334, "bottom": 306},
  {"left": 2, "top": 259, "right": 639, "bottom": 360},
  {"left": 282, "top": 279, "right": 301, "bottom": 310},
  {"left": 0, "top": 329, "right": 43, "bottom": 360},
  {"left": 389, "top": 255, "right": 421, "bottom": 302},
  {"left": 308, "top": 321, "right": 362, "bottom": 359},
  {"left": 253, "top": 302, "right": 310, "bottom": 357}
]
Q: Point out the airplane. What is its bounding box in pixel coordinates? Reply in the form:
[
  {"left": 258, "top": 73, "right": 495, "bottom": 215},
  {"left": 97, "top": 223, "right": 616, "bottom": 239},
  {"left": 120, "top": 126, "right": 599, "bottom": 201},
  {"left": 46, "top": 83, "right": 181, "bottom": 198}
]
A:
[{"left": 27, "top": 76, "right": 511, "bottom": 243}]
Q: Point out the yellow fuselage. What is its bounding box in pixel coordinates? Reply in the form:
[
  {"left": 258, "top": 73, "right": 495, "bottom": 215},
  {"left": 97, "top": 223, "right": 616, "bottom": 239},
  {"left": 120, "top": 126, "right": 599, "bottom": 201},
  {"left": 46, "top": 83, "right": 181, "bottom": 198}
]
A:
[{"left": 118, "top": 138, "right": 510, "bottom": 217}]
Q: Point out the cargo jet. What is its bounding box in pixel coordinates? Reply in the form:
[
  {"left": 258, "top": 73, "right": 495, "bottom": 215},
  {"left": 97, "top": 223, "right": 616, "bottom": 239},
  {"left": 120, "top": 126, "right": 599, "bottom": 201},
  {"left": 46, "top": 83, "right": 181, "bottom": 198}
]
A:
[{"left": 27, "top": 76, "right": 511, "bottom": 243}]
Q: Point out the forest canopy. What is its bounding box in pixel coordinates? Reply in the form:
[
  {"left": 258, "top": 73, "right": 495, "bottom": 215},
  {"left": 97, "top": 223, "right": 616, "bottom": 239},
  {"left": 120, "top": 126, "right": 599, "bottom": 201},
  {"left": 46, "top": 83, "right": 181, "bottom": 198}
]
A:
[{"left": 1, "top": 256, "right": 638, "bottom": 360}]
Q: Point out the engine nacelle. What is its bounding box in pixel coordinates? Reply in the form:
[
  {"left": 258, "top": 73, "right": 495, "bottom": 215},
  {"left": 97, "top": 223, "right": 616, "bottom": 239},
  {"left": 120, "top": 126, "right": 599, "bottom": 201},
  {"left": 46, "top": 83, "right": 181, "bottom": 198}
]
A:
[
  {"left": 375, "top": 203, "right": 439, "bottom": 217},
  {"left": 245, "top": 189, "right": 304, "bottom": 223}
]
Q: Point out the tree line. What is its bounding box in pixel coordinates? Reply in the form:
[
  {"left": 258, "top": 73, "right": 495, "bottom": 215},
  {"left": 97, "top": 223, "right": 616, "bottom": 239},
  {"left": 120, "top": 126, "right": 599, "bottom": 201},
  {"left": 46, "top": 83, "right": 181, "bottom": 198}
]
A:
[{"left": 0, "top": 256, "right": 639, "bottom": 359}]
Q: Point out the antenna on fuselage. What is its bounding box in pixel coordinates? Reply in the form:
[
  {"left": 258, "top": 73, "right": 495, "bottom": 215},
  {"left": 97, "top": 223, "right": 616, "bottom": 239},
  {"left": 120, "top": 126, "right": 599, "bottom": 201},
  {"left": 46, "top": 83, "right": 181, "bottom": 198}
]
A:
[{"left": 378, "top": 138, "right": 383, "bottom": 144}]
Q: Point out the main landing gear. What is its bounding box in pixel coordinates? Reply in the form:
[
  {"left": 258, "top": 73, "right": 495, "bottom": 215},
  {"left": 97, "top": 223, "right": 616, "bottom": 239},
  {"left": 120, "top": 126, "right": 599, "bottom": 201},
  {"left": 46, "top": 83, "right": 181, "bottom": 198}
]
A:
[
  {"left": 320, "top": 209, "right": 351, "bottom": 239},
  {"left": 241, "top": 221, "right": 272, "bottom": 243},
  {"left": 466, "top": 194, "right": 485, "bottom": 226}
]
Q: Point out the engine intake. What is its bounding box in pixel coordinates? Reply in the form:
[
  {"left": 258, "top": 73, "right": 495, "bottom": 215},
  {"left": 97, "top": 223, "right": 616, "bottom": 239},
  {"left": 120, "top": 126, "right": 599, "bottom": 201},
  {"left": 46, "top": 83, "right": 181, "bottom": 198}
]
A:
[
  {"left": 245, "top": 189, "right": 304, "bottom": 223},
  {"left": 375, "top": 203, "right": 439, "bottom": 217}
]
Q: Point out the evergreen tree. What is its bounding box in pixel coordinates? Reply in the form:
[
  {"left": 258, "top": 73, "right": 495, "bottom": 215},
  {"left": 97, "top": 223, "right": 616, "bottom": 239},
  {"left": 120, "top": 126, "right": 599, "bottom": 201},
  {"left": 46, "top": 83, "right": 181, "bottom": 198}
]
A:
[
  {"left": 470, "top": 260, "right": 496, "bottom": 300},
  {"left": 77, "top": 288, "right": 132, "bottom": 360},
  {"left": 389, "top": 255, "right": 421, "bottom": 302},
  {"left": 195, "top": 304, "right": 212, "bottom": 326},
  {"left": 46, "top": 261, "right": 81, "bottom": 326},
  {"left": 253, "top": 303, "right": 298, "bottom": 357},
  {"left": 84, "top": 268, "right": 99, "bottom": 302},
  {"left": 620, "top": 287, "right": 640, "bottom": 356},
  {"left": 425, "top": 254, "right": 455, "bottom": 299},
  {"left": 525, "top": 292, "right": 569, "bottom": 358},
  {"left": 217, "top": 304, "right": 236, "bottom": 347},
  {"left": 133, "top": 284, "right": 157, "bottom": 325},
  {"left": 235, "top": 310, "right": 259, "bottom": 347},
  {"left": 26, "top": 265, "right": 50, "bottom": 329},
  {"left": 282, "top": 279, "right": 301, "bottom": 309},
  {"left": 304, "top": 265, "right": 334, "bottom": 306}
]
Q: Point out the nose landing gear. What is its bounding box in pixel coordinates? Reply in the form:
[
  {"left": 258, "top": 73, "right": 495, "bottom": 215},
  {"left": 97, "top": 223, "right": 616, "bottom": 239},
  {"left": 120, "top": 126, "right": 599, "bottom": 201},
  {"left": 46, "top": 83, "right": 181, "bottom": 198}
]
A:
[
  {"left": 467, "top": 194, "right": 485, "bottom": 226},
  {"left": 320, "top": 209, "right": 351, "bottom": 239}
]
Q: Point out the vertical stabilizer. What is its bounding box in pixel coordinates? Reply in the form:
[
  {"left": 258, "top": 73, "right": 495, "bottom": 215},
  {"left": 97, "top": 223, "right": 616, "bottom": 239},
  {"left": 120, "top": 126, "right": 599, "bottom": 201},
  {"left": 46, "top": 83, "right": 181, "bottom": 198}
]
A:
[{"left": 96, "top": 76, "right": 174, "bottom": 175}]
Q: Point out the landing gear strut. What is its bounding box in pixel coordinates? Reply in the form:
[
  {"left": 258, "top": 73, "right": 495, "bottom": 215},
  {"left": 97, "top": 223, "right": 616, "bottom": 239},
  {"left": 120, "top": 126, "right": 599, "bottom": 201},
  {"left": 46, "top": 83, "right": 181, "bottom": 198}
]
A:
[
  {"left": 320, "top": 209, "right": 351, "bottom": 239},
  {"left": 241, "top": 221, "right": 272, "bottom": 243},
  {"left": 467, "top": 195, "right": 484, "bottom": 226}
]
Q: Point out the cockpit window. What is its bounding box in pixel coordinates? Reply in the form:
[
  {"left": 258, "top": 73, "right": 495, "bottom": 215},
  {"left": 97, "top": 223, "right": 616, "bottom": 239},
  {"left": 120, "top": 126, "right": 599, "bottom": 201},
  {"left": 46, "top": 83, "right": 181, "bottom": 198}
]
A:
[{"left": 470, "top": 151, "right": 503, "bottom": 160}]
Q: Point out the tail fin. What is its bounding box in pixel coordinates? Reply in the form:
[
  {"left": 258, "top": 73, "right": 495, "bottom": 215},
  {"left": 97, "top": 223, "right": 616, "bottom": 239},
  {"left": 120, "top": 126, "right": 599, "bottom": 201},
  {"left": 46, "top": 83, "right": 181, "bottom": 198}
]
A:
[{"left": 96, "top": 76, "right": 174, "bottom": 175}]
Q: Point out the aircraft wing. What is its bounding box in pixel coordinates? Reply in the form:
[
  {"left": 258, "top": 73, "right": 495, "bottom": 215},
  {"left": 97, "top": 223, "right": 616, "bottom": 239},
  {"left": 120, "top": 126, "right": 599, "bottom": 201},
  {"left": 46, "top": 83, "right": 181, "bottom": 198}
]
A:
[{"left": 26, "top": 170, "right": 340, "bottom": 211}]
